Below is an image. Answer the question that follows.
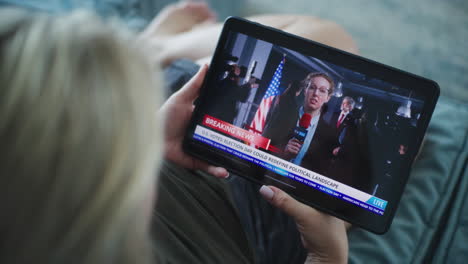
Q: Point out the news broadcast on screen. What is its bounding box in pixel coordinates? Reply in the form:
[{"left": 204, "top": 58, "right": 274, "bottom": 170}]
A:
[{"left": 191, "top": 31, "right": 425, "bottom": 216}]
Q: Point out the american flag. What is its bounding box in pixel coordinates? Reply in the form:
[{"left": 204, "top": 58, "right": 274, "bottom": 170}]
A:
[{"left": 249, "top": 57, "right": 285, "bottom": 134}]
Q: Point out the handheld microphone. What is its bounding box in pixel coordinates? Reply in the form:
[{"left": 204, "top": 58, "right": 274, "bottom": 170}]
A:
[{"left": 293, "top": 113, "right": 312, "bottom": 142}]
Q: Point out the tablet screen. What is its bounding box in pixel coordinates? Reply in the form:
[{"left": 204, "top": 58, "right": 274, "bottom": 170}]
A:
[{"left": 184, "top": 20, "right": 438, "bottom": 233}]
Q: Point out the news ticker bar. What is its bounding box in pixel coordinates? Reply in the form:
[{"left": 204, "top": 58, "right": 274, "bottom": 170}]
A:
[{"left": 194, "top": 125, "right": 387, "bottom": 215}]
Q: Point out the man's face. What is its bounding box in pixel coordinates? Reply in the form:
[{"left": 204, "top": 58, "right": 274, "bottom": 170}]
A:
[
  {"left": 233, "top": 65, "right": 241, "bottom": 76},
  {"left": 341, "top": 98, "right": 353, "bottom": 113},
  {"left": 399, "top": 144, "right": 407, "bottom": 155},
  {"left": 303, "top": 76, "right": 331, "bottom": 113}
]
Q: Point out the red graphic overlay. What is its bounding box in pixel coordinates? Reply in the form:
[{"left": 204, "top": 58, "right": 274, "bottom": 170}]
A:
[{"left": 202, "top": 115, "right": 272, "bottom": 151}]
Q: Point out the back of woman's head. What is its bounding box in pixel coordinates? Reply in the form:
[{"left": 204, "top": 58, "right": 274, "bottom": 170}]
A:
[{"left": 0, "top": 8, "right": 161, "bottom": 264}]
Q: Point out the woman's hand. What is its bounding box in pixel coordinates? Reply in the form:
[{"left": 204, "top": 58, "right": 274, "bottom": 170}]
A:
[
  {"left": 259, "top": 185, "right": 348, "bottom": 264},
  {"left": 160, "top": 64, "right": 229, "bottom": 178}
]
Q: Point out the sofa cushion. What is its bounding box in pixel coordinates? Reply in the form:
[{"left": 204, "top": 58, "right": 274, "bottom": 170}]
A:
[{"left": 348, "top": 96, "right": 468, "bottom": 263}]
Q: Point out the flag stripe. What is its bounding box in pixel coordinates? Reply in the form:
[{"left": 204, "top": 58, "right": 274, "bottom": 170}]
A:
[{"left": 250, "top": 58, "right": 285, "bottom": 134}]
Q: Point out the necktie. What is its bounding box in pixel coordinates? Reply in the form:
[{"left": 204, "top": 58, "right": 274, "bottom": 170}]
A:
[{"left": 337, "top": 113, "right": 345, "bottom": 128}]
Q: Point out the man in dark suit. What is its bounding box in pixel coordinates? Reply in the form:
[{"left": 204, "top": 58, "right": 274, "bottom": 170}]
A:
[
  {"left": 262, "top": 72, "right": 337, "bottom": 177},
  {"left": 211, "top": 64, "right": 257, "bottom": 125},
  {"left": 328, "top": 96, "right": 358, "bottom": 186},
  {"left": 330, "top": 96, "right": 356, "bottom": 155}
]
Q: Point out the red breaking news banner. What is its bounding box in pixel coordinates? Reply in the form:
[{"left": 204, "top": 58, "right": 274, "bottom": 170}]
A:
[{"left": 202, "top": 115, "right": 272, "bottom": 151}]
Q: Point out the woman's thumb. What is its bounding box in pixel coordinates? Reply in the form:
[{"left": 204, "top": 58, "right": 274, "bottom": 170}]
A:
[{"left": 259, "top": 185, "right": 313, "bottom": 222}]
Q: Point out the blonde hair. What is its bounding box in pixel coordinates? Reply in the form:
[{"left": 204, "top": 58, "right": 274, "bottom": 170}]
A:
[{"left": 0, "top": 8, "right": 162, "bottom": 264}]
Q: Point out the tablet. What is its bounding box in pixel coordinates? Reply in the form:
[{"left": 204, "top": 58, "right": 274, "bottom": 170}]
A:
[{"left": 183, "top": 17, "right": 439, "bottom": 234}]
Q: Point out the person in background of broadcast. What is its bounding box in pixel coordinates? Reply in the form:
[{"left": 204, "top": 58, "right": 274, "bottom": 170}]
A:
[
  {"left": 264, "top": 72, "right": 337, "bottom": 176},
  {"left": 331, "top": 96, "right": 356, "bottom": 144},
  {"left": 238, "top": 75, "right": 260, "bottom": 105},
  {"left": 242, "top": 75, "right": 260, "bottom": 90},
  {"left": 328, "top": 96, "right": 358, "bottom": 186},
  {"left": 210, "top": 63, "right": 242, "bottom": 123},
  {"left": 262, "top": 80, "right": 303, "bottom": 145}
]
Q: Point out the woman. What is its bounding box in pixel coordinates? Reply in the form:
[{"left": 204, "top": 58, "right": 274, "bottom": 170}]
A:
[{"left": 0, "top": 6, "right": 348, "bottom": 264}]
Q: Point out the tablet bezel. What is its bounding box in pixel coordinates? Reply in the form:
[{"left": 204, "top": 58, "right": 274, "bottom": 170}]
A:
[{"left": 183, "top": 17, "right": 440, "bottom": 234}]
